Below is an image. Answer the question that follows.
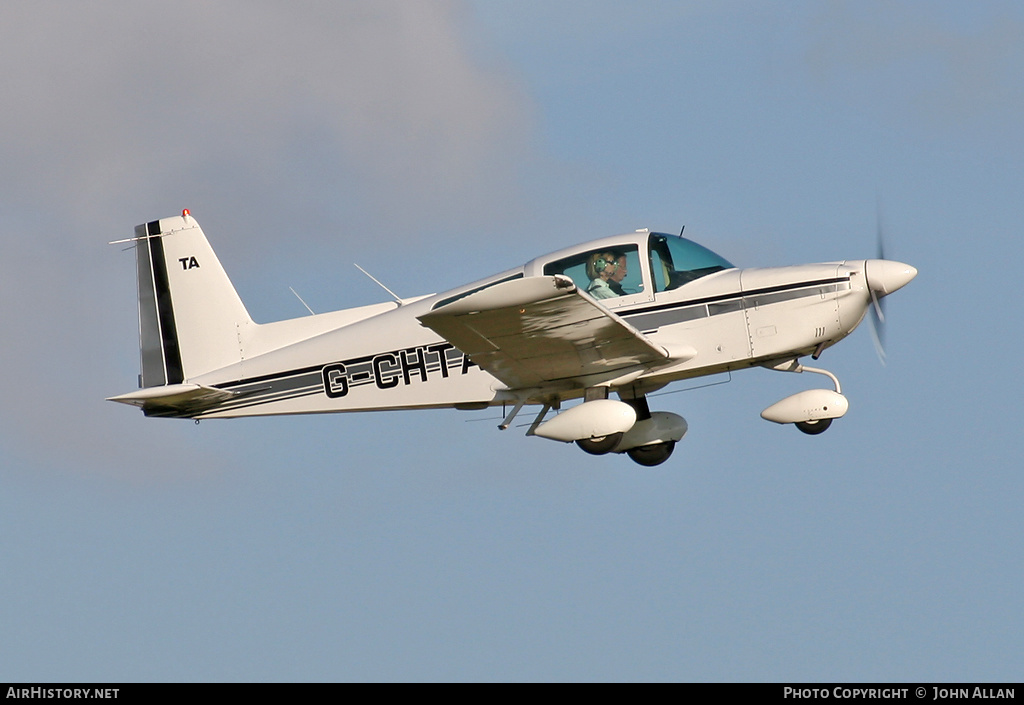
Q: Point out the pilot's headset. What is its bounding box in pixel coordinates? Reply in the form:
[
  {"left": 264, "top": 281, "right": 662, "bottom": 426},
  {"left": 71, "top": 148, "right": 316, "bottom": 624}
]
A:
[{"left": 595, "top": 253, "right": 617, "bottom": 273}]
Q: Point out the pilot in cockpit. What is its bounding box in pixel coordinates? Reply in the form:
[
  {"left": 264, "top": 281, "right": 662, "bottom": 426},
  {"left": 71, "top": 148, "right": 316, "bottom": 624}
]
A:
[
  {"left": 586, "top": 251, "right": 620, "bottom": 300},
  {"left": 608, "top": 251, "right": 629, "bottom": 296}
]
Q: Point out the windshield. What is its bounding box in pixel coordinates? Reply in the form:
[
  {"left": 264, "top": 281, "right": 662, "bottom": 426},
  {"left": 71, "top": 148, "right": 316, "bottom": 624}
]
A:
[{"left": 648, "top": 233, "right": 734, "bottom": 291}]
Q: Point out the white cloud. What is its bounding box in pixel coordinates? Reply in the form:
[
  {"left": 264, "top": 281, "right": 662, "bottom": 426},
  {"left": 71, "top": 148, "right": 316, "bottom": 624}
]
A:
[
  {"left": 0, "top": 1, "right": 531, "bottom": 233},
  {"left": 0, "top": 1, "right": 534, "bottom": 477}
]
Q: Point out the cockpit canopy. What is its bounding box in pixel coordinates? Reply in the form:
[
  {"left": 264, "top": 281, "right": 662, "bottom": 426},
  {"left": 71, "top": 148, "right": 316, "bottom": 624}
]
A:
[
  {"left": 539, "top": 232, "right": 734, "bottom": 301},
  {"left": 431, "top": 231, "right": 735, "bottom": 315}
]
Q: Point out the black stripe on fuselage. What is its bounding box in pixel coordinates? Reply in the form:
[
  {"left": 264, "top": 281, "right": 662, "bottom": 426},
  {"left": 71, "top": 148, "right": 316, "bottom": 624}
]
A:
[
  {"left": 147, "top": 221, "right": 184, "bottom": 385},
  {"left": 215, "top": 347, "right": 433, "bottom": 392},
  {"left": 627, "top": 276, "right": 848, "bottom": 316},
  {"left": 218, "top": 365, "right": 325, "bottom": 391},
  {"left": 621, "top": 276, "right": 848, "bottom": 331}
]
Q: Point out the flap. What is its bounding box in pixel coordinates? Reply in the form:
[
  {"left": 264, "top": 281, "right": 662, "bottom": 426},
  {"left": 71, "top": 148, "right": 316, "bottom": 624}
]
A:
[{"left": 418, "top": 276, "right": 669, "bottom": 390}]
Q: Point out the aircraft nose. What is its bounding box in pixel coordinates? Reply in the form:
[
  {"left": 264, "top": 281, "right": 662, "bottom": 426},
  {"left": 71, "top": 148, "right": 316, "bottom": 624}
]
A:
[{"left": 865, "top": 259, "right": 917, "bottom": 297}]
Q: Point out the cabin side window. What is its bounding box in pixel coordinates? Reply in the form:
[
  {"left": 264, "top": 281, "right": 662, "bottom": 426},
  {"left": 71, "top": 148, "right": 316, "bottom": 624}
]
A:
[{"left": 543, "top": 245, "right": 643, "bottom": 300}]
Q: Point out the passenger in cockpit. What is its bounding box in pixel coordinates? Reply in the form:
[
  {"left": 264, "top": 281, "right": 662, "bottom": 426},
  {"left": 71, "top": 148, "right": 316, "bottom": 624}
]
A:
[{"left": 586, "top": 252, "right": 620, "bottom": 299}]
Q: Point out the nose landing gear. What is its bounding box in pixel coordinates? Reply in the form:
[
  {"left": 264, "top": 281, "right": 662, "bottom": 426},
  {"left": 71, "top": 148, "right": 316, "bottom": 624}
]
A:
[
  {"left": 795, "top": 418, "right": 832, "bottom": 435},
  {"left": 761, "top": 359, "right": 849, "bottom": 435}
]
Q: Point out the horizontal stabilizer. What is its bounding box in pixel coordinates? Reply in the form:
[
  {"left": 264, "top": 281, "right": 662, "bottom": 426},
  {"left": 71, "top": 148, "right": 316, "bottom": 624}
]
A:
[{"left": 107, "top": 383, "right": 239, "bottom": 417}]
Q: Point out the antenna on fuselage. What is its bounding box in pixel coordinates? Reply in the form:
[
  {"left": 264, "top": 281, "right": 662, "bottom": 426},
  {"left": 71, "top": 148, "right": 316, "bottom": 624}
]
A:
[
  {"left": 353, "top": 263, "right": 405, "bottom": 306},
  {"left": 289, "top": 287, "right": 316, "bottom": 315},
  {"left": 679, "top": 225, "right": 685, "bottom": 237}
]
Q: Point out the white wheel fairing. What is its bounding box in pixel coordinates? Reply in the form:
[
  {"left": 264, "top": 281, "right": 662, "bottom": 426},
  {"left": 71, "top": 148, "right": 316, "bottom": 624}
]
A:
[
  {"left": 534, "top": 399, "right": 637, "bottom": 443},
  {"left": 761, "top": 389, "right": 848, "bottom": 425},
  {"left": 613, "top": 411, "right": 687, "bottom": 452}
]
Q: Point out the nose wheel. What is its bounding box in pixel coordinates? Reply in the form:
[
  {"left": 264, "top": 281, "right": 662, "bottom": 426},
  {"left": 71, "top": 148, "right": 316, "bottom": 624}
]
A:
[
  {"left": 795, "top": 418, "right": 832, "bottom": 435},
  {"left": 762, "top": 359, "right": 848, "bottom": 434}
]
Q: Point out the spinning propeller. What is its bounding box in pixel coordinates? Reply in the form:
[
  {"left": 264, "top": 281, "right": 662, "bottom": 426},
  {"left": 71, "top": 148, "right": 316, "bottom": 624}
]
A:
[{"left": 864, "top": 210, "right": 917, "bottom": 364}]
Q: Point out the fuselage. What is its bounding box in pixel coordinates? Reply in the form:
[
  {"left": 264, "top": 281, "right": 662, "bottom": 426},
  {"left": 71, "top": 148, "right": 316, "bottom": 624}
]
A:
[{"left": 185, "top": 231, "right": 888, "bottom": 419}]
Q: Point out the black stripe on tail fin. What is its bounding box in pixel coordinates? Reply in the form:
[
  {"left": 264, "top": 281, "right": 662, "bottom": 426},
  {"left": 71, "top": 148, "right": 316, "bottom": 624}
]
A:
[{"left": 138, "top": 220, "right": 184, "bottom": 386}]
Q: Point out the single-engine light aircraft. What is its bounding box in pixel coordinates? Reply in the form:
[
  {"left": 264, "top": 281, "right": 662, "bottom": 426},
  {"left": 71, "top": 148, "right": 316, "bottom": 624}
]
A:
[{"left": 109, "top": 211, "right": 916, "bottom": 466}]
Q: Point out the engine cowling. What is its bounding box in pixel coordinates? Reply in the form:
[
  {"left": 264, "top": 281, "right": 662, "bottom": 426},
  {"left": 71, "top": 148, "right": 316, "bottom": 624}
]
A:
[
  {"left": 760, "top": 389, "right": 848, "bottom": 425},
  {"left": 613, "top": 411, "right": 688, "bottom": 452},
  {"left": 534, "top": 399, "right": 637, "bottom": 442}
]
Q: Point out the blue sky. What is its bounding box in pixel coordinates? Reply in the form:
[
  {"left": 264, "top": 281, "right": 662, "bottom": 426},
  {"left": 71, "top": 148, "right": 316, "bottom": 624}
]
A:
[{"left": 2, "top": 1, "right": 1021, "bottom": 681}]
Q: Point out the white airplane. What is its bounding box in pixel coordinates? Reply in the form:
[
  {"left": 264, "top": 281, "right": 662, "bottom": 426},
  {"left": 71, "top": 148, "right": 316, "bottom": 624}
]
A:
[{"left": 109, "top": 210, "right": 916, "bottom": 466}]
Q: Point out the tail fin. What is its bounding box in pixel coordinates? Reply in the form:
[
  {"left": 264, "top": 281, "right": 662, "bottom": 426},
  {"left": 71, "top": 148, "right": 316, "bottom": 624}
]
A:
[{"left": 134, "top": 213, "right": 252, "bottom": 386}]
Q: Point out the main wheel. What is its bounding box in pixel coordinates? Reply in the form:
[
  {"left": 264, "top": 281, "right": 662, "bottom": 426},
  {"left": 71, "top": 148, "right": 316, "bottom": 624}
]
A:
[
  {"left": 575, "top": 432, "right": 623, "bottom": 455},
  {"left": 627, "top": 441, "right": 676, "bottom": 467},
  {"left": 795, "top": 418, "right": 832, "bottom": 435}
]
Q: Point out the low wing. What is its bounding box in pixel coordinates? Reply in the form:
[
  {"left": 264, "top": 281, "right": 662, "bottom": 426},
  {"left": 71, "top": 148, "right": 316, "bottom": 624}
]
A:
[{"left": 417, "top": 275, "right": 669, "bottom": 390}]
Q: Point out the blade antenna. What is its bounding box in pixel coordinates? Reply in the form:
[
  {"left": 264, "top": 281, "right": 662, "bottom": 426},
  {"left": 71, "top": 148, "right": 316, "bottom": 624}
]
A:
[
  {"left": 289, "top": 287, "right": 315, "bottom": 315},
  {"left": 353, "top": 263, "right": 405, "bottom": 306}
]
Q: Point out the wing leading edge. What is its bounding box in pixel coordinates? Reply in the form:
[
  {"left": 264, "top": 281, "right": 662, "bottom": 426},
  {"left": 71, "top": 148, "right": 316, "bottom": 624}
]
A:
[{"left": 417, "top": 275, "right": 670, "bottom": 391}]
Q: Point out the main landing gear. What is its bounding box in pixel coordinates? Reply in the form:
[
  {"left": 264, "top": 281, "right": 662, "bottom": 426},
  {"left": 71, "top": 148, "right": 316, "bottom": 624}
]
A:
[
  {"left": 568, "top": 394, "right": 686, "bottom": 467},
  {"left": 619, "top": 396, "right": 684, "bottom": 466},
  {"left": 502, "top": 389, "right": 687, "bottom": 467},
  {"left": 576, "top": 433, "right": 624, "bottom": 456},
  {"left": 625, "top": 440, "right": 676, "bottom": 467}
]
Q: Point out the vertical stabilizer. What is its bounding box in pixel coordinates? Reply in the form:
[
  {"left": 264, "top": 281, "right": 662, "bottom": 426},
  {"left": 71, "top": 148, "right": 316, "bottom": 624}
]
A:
[{"left": 135, "top": 213, "right": 252, "bottom": 387}]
